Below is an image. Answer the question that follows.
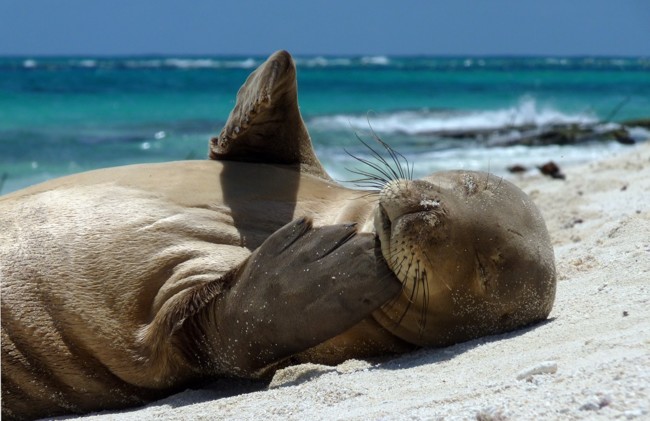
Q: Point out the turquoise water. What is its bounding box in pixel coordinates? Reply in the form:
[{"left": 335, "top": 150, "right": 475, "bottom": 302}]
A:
[{"left": 1, "top": 55, "right": 649, "bottom": 193}]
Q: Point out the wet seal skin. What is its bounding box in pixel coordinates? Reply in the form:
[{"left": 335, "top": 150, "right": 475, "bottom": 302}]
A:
[{"left": 1, "top": 51, "right": 556, "bottom": 420}]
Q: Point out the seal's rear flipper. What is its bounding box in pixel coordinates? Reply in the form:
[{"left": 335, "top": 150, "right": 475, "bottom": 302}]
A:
[{"left": 210, "top": 50, "right": 329, "bottom": 179}]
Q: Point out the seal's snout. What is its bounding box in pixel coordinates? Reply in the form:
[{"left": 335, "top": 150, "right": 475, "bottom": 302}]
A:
[
  {"left": 378, "top": 179, "right": 446, "bottom": 225},
  {"left": 375, "top": 179, "right": 448, "bottom": 268}
]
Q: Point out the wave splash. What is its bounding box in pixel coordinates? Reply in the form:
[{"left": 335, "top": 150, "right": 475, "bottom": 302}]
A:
[
  {"left": 13, "top": 56, "right": 648, "bottom": 71},
  {"left": 309, "top": 98, "right": 598, "bottom": 136},
  {"left": 16, "top": 56, "right": 394, "bottom": 70}
]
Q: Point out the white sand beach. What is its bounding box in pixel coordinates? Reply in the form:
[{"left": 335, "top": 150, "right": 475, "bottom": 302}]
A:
[{"left": 72, "top": 142, "right": 650, "bottom": 420}]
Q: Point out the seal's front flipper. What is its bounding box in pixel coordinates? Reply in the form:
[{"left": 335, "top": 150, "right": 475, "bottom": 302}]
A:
[
  {"left": 215, "top": 218, "right": 401, "bottom": 376},
  {"left": 210, "top": 50, "right": 329, "bottom": 178}
]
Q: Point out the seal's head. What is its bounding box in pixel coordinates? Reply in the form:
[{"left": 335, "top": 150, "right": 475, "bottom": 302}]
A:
[{"left": 372, "top": 171, "right": 556, "bottom": 347}]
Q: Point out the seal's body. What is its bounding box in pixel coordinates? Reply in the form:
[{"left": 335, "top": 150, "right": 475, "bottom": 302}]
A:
[
  {"left": 1, "top": 51, "right": 556, "bottom": 420},
  {"left": 1, "top": 160, "right": 399, "bottom": 419}
]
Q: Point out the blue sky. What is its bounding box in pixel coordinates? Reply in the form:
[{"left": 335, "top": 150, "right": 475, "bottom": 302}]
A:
[{"left": 1, "top": 0, "right": 649, "bottom": 56}]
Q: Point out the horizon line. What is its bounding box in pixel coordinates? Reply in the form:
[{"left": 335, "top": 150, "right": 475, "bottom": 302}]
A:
[{"left": 1, "top": 52, "right": 649, "bottom": 59}]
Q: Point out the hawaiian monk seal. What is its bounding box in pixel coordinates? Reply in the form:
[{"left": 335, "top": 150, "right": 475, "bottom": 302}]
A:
[
  {"left": 0, "top": 51, "right": 400, "bottom": 419},
  {"left": 1, "top": 50, "right": 556, "bottom": 419}
]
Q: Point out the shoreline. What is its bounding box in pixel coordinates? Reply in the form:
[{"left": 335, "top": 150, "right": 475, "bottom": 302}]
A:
[{"left": 72, "top": 143, "right": 650, "bottom": 420}]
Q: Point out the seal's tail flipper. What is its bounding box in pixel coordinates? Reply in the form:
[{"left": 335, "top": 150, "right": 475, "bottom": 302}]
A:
[{"left": 210, "top": 50, "right": 330, "bottom": 179}]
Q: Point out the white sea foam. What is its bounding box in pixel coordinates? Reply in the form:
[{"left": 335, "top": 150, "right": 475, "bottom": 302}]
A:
[
  {"left": 122, "top": 58, "right": 258, "bottom": 69},
  {"left": 163, "top": 58, "right": 220, "bottom": 69},
  {"left": 360, "top": 55, "right": 390, "bottom": 66},
  {"left": 295, "top": 57, "right": 354, "bottom": 67},
  {"left": 223, "top": 58, "right": 257, "bottom": 69},
  {"left": 310, "top": 98, "right": 597, "bottom": 135},
  {"left": 15, "top": 56, "right": 647, "bottom": 71},
  {"left": 79, "top": 59, "right": 97, "bottom": 68},
  {"left": 545, "top": 58, "right": 569, "bottom": 66}
]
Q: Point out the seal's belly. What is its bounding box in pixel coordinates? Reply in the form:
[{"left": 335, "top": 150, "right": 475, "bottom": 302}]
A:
[
  {"left": 0, "top": 183, "right": 251, "bottom": 416},
  {"left": 0, "top": 161, "right": 377, "bottom": 418}
]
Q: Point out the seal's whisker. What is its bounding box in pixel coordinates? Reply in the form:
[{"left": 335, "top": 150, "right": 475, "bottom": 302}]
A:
[
  {"left": 347, "top": 191, "right": 381, "bottom": 202},
  {"left": 385, "top": 254, "right": 405, "bottom": 283},
  {"left": 495, "top": 176, "right": 504, "bottom": 192},
  {"left": 357, "top": 132, "right": 400, "bottom": 180},
  {"left": 364, "top": 116, "right": 407, "bottom": 179},
  {"left": 388, "top": 249, "right": 407, "bottom": 272},
  {"left": 423, "top": 250, "right": 451, "bottom": 291},
  {"left": 344, "top": 179, "right": 386, "bottom": 191},
  {"left": 344, "top": 126, "right": 413, "bottom": 192},
  {"left": 353, "top": 135, "right": 401, "bottom": 182},
  {"left": 368, "top": 127, "right": 412, "bottom": 181},
  {"left": 394, "top": 254, "right": 417, "bottom": 327},
  {"left": 351, "top": 185, "right": 384, "bottom": 193},
  {"left": 345, "top": 167, "right": 390, "bottom": 188},
  {"left": 383, "top": 254, "right": 407, "bottom": 309},
  {"left": 347, "top": 180, "right": 385, "bottom": 191},
  {"left": 346, "top": 173, "right": 386, "bottom": 184},
  {"left": 344, "top": 166, "right": 387, "bottom": 180},
  {"left": 412, "top": 265, "right": 422, "bottom": 330},
  {"left": 387, "top": 253, "right": 404, "bottom": 275},
  {"left": 345, "top": 163, "right": 391, "bottom": 178},
  {"left": 413, "top": 261, "right": 422, "bottom": 326},
  {"left": 420, "top": 268, "right": 430, "bottom": 336},
  {"left": 345, "top": 158, "right": 392, "bottom": 183},
  {"left": 345, "top": 148, "right": 395, "bottom": 186},
  {"left": 363, "top": 132, "right": 403, "bottom": 181},
  {"left": 410, "top": 259, "right": 420, "bottom": 306}
]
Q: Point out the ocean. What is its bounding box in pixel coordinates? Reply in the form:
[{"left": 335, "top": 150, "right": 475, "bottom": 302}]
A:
[{"left": 1, "top": 55, "right": 649, "bottom": 194}]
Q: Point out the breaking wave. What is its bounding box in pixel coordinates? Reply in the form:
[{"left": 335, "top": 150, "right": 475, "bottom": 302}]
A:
[
  {"left": 11, "top": 56, "right": 649, "bottom": 71},
  {"left": 309, "top": 98, "right": 598, "bottom": 136}
]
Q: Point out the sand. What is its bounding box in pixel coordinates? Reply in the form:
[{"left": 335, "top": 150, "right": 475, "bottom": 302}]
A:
[{"left": 69, "top": 142, "right": 649, "bottom": 420}]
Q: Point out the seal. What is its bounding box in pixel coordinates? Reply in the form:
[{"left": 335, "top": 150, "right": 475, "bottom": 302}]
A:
[{"left": 1, "top": 50, "right": 556, "bottom": 420}]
